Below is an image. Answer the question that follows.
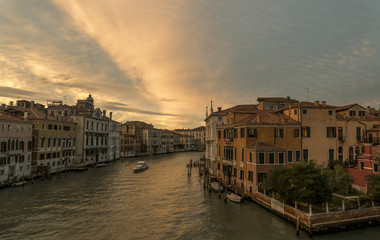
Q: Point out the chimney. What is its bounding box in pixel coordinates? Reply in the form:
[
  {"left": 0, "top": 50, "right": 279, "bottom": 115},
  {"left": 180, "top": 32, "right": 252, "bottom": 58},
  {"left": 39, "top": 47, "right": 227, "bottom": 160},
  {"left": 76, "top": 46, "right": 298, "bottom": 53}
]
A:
[
  {"left": 210, "top": 100, "right": 214, "bottom": 113},
  {"left": 1, "top": 104, "right": 5, "bottom": 110},
  {"left": 103, "top": 110, "right": 106, "bottom": 117},
  {"left": 10, "top": 101, "right": 13, "bottom": 106},
  {"left": 314, "top": 101, "right": 320, "bottom": 106},
  {"left": 206, "top": 106, "right": 208, "bottom": 118},
  {"left": 364, "top": 143, "right": 373, "bottom": 159},
  {"left": 287, "top": 96, "right": 290, "bottom": 100},
  {"left": 321, "top": 101, "right": 326, "bottom": 107},
  {"left": 23, "top": 112, "right": 28, "bottom": 120},
  {"left": 110, "top": 112, "right": 112, "bottom": 120},
  {"left": 217, "top": 107, "right": 222, "bottom": 112},
  {"left": 31, "top": 101, "right": 34, "bottom": 109}
]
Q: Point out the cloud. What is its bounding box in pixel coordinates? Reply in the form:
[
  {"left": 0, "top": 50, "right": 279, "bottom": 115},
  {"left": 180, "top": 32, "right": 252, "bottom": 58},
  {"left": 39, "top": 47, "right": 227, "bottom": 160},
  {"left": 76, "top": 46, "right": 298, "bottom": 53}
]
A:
[{"left": 0, "top": 86, "right": 38, "bottom": 98}]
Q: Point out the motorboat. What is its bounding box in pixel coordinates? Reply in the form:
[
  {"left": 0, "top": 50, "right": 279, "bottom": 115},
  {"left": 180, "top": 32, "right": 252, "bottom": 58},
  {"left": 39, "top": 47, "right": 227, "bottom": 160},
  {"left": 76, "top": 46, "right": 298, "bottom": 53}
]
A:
[
  {"left": 211, "top": 182, "right": 224, "bottom": 192},
  {"left": 133, "top": 161, "right": 149, "bottom": 172},
  {"left": 12, "top": 181, "right": 27, "bottom": 187},
  {"left": 95, "top": 163, "right": 106, "bottom": 168},
  {"left": 227, "top": 192, "right": 242, "bottom": 203}
]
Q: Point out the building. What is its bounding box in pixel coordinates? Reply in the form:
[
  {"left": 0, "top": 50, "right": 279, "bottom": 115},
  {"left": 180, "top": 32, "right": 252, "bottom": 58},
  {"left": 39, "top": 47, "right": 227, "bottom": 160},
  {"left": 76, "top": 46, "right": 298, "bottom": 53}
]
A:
[
  {"left": 217, "top": 109, "right": 302, "bottom": 194},
  {"left": 0, "top": 110, "right": 33, "bottom": 186},
  {"left": 256, "top": 96, "right": 299, "bottom": 110},
  {"left": 71, "top": 109, "right": 109, "bottom": 166},
  {"left": 161, "top": 130, "right": 174, "bottom": 153},
  {"left": 4, "top": 106, "right": 77, "bottom": 175},
  {"left": 174, "top": 126, "right": 206, "bottom": 150},
  {"left": 346, "top": 143, "right": 380, "bottom": 192},
  {"left": 142, "top": 128, "right": 162, "bottom": 155},
  {"left": 108, "top": 115, "right": 120, "bottom": 161},
  {"left": 281, "top": 101, "right": 380, "bottom": 167},
  {"left": 120, "top": 121, "right": 153, "bottom": 156}
]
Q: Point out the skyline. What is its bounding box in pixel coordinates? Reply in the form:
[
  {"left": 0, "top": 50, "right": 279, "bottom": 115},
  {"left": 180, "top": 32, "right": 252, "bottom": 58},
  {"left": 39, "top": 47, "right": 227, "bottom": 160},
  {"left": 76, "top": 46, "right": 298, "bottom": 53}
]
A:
[{"left": 1, "top": 0, "right": 380, "bottom": 129}]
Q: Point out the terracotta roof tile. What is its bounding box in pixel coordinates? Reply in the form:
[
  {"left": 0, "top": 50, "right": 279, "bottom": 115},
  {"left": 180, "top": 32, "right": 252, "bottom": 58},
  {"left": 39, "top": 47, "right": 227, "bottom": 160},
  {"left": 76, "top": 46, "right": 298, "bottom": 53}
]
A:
[
  {"left": 235, "top": 110, "right": 299, "bottom": 125},
  {"left": 257, "top": 97, "right": 299, "bottom": 103},
  {"left": 247, "top": 142, "right": 286, "bottom": 152},
  {"left": 335, "top": 103, "right": 365, "bottom": 111}
]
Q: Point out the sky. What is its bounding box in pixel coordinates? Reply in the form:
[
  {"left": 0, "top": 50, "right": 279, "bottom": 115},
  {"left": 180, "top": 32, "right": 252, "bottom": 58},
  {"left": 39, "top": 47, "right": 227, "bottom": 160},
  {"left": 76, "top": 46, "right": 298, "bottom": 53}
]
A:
[{"left": 1, "top": 0, "right": 380, "bottom": 129}]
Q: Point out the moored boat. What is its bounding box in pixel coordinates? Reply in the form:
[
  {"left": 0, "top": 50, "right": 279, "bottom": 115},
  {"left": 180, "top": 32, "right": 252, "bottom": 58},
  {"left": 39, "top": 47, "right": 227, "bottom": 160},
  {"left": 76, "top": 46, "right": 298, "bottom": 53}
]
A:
[
  {"left": 133, "top": 161, "right": 149, "bottom": 172},
  {"left": 211, "top": 182, "right": 224, "bottom": 192},
  {"left": 12, "top": 181, "right": 27, "bottom": 187},
  {"left": 95, "top": 163, "right": 106, "bottom": 168},
  {"left": 227, "top": 192, "right": 242, "bottom": 203}
]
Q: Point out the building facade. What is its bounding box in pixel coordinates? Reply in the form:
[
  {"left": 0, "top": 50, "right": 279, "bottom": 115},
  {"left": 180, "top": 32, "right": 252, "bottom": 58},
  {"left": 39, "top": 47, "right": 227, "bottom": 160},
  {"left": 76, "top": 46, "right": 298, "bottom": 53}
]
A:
[{"left": 0, "top": 111, "right": 33, "bottom": 185}]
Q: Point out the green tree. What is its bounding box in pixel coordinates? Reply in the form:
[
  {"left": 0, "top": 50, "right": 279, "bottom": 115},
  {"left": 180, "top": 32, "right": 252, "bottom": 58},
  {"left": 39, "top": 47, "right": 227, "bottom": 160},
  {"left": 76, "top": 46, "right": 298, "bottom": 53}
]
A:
[
  {"left": 263, "top": 161, "right": 332, "bottom": 204},
  {"left": 323, "top": 165, "right": 353, "bottom": 194},
  {"left": 365, "top": 174, "right": 380, "bottom": 201}
]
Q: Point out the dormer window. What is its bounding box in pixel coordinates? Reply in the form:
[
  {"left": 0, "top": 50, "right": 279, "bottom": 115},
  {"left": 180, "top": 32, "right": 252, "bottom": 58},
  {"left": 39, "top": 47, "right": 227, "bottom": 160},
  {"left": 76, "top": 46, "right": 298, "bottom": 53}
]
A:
[
  {"left": 349, "top": 111, "right": 356, "bottom": 117},
  {"left": 273, "top": 105, "right": 278, "bottom": 110},
  {"left": 328, "top": 110, "right": 333, "bottom": 116},
  {"left": 358, "top": 111, "right": 365, "bottom": 117}
]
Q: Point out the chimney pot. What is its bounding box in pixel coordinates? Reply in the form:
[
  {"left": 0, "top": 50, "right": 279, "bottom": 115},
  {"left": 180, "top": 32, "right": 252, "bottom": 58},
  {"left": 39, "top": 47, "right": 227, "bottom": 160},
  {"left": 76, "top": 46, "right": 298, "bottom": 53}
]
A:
[
  {"left": 110, "top": 112, "right": 113, "bottom": 120},
  {"left": 217, "top": 107, "right": 222, "bottom": 112},
  {"left": 314, "top": 101, "right": 320, "bottom": 106},
  {"left": 321, "top": 101, "right": 326, "bottom": 106}
]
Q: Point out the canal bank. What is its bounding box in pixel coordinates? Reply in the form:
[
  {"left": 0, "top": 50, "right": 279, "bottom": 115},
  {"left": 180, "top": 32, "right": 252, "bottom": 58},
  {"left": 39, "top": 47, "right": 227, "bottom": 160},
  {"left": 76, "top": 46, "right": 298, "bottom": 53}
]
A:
[{"left": 1, "top": 152, "right": 380, "bottom": 239}]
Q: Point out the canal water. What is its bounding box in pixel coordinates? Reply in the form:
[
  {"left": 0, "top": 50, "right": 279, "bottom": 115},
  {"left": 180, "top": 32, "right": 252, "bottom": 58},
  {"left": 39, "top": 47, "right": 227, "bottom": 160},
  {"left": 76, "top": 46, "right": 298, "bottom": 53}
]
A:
[{"left": 1, "top": 152, "right": 380, "bottom": 240}]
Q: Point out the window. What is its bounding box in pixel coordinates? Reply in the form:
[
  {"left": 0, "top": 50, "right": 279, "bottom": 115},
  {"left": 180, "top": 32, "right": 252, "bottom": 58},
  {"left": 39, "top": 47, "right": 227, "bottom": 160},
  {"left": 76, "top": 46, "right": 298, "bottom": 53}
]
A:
[
  {"left": 240, "top": 170, "right": 244, "bottom": 180},
  {"left": 249, "top": 152, "right": 252, "bottom": 163},
  {"left": 273, "top": 105, "right": 278, "bottom": 110},
  {"left": 218, "top": 117, "right": 222, "bottom": 121},
  {"left": 233, "top": 168, "right": 237, "bottom": 177},
  {"left": 234, "top": 147, "right": 236, "bottom": 160},
  {"left": 288, "top": 151, "right": 293, "bottom": 163},
  {"left": 54, "top": 125, "right": 58, "bottom": 130},
  {"left": 234, "top": 129, "right": 238, "bottom": 138},
  {"left": 360, "top": 161, "right": 364, "bottom": 170},
  {"left": 329, "top": 149, "right": 334, "bottom": 165},
  {"left": 279, "top": 152, "right": 284, "bottom": 164},
  {"left": 47, "top": 153, "right": 51, "bottom": 159},
  {"left": 48, "top": 124, "right": 52, "bottom": 130},
  {"left": 338, "top": 146, "right": 343, "bottom": 161},
  {"left": 241, "top": 148, "right": 244, "bottom": 162},
  {"left": 328, "top": 110, "right": 333, "bottom": 116},
  {"left": 40, "top": 154, "right": 45, "bottom": 160},
  {"left": 248, "top": 128, "right": 257, "bottom": 138},
  {"left": 258, "top": 153, "right": 265, "bottom": 164},
  {"left": 356, "top": 127, "right": 361, "bottom": 141},
  {"left": 41, "top": 124, "right": 45, "bottom": 129},
  {"left": 327, "top": 127, "right": 337, "bottom": 138},
  {"left": 295, "top": 151, "right": 301, "bottom": 162},
  {"left": 269, "top": 153, "right": 275, "bottom": 164},
  {"left": 275, "top": 128, "right": 283, "bottom": 139},
  {"left": 303, "top": 149, "right": 309, "bottom": 161},
  {"left": 218, "top": 130, "right": 221, "bottom": 139},
  {"left": 294, "top": 128, "right": 300, "bottom": 138},
  {"left": 248, "top": 171, "right": 253, "bottom": 181},
  {"left": 350, "top": 111, "right": 356, "bottom": 117},
  {"left": 374, "top": 163, "right": 379, "bottom": 173},
  {"left": 302, "top": 109, "right": 308, "bottom": 115},
  {"left": 338, "top": 127, "right": 343, "bottom": 140},
  {"left": 302, "top": 126, "right": 311, "bottom": 137},
  {"left": 359, "top": 111, "right": 365, "bottom": 117},
  {"left": 294, "top": 109, "right": 298, "bottom": 115},
  {"left": 240, "top": 128, "right": 245, "bottom": 138}
]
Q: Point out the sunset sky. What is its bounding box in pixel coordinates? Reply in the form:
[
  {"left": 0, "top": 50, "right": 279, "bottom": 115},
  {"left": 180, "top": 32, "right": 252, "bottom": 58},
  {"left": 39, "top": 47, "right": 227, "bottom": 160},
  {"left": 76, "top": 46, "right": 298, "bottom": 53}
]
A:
[{"left": 1, "top": 0, "right": 380, "bottom": 129}]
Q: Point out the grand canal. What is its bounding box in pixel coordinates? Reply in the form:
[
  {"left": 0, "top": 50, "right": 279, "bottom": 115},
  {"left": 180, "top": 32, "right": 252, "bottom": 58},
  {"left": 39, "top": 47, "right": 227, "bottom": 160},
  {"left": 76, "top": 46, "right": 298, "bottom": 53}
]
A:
[{"left": 1, "top": 152, "right": 380, "bottom": 239}]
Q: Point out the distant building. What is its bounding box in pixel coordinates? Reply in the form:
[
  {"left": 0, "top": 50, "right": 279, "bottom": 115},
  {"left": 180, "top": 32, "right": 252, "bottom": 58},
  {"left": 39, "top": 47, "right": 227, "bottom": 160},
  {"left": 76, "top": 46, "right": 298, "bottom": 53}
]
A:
[
  {"left": 0, "top": 110, "right": 33, "bottom": 186},
  {"left": 120, "top": 121, "right": 153, "bottom": 156},
  {"left": 174, "top": 126, "right": 205, "bottom": 150},
  {"left": 256, "top": 96, "right": 298, "bottom": 110}
]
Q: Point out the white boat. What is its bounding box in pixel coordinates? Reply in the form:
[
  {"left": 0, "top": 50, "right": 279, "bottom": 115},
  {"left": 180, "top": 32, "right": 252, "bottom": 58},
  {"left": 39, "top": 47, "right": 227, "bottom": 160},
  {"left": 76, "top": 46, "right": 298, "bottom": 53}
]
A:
[
  {"left": 12, "top": 181, "right": 27, "bottom": 187},
  {"left": 95, "top": 163, "right": 106, "bottom": 168},
  {"left": 211, "top": 182, "right": 224, "bottom": 192},
  {"left": 227, "top": 192, "right": 242, "bottom": 203},
  {"left": 133, "top": 161, "right": 149, "bottom": 172}
]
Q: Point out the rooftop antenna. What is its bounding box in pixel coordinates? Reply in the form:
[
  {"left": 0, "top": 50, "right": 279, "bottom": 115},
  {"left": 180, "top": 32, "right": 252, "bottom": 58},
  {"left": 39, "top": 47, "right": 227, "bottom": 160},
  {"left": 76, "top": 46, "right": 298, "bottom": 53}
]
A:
[{"left": 306, "top": 88, "right": 310, "bottom": 101}]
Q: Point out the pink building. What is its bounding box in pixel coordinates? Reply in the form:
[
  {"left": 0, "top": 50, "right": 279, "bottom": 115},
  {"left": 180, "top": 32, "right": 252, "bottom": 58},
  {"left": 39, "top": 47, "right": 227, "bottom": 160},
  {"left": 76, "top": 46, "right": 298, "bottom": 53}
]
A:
[{"left": 346, "top": 143, "right": 380, "bottom": 192}]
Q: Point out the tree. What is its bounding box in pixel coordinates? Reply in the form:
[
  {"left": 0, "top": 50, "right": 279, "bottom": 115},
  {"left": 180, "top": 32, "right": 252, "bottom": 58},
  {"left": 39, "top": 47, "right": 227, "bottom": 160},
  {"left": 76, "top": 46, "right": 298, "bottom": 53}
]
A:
[
  {"left": 365, "top": 174, "right": 380, "bottom": 201},
  {"left": 323, "top": 164, "right": 353, "bottom": 194},
  {"left": 263, "top": 161, "right": 332, "bottom": 204}
]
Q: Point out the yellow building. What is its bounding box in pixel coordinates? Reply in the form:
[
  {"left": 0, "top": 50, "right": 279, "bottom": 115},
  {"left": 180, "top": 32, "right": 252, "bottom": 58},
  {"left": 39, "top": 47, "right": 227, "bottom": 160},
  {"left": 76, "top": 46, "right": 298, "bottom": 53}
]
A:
[
  {"left": 282, "top": 101, "right": 380, "bottom": 167},
  {"left": 217, "top": 109, "right": 301, "bottom": 194}
]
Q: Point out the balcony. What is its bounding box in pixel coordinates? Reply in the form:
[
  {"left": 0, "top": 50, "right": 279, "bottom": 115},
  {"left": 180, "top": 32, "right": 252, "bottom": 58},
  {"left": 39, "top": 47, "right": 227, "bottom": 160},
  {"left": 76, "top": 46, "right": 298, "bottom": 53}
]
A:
[
  {"left": 240, "top": 161, "right": 244, "bottom": 168},
  {"left": 224, "top": 137, "right": 233, "bottom": 144},
  {"left": 223, "top": 159, "right": 233, "bottom": 165},
  {"left": 338, "top": 136, "right": 345, "bottom": 143}
]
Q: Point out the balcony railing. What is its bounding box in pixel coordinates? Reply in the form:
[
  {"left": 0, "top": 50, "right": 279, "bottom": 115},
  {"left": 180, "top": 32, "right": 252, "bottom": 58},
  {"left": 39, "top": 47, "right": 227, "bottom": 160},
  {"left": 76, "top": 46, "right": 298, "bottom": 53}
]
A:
[
  {"left": 224, "top": 137, "right": 233, "bottom": 143},
  {"left": 223, "top": 159, "right": 233, "bottom": 165}
]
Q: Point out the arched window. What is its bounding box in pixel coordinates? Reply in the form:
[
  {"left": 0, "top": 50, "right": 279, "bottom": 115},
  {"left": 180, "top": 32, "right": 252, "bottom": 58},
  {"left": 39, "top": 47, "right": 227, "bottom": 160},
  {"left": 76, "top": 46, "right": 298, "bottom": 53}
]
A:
[
  {"left": 349, "top": 147, "right": 354, "bottom": 165},
  {"left": 338, "top": 146, "right": 343, "bottom": 161}
]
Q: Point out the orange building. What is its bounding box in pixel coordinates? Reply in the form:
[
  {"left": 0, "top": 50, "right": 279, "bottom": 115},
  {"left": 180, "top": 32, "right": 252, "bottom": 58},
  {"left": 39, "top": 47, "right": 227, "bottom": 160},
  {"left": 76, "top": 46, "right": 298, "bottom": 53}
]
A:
[{"left": 217, "top": 109, "right": 302, "bottom": 195}]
